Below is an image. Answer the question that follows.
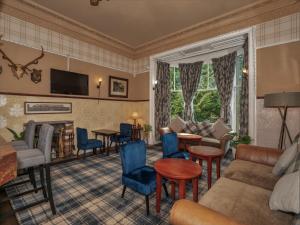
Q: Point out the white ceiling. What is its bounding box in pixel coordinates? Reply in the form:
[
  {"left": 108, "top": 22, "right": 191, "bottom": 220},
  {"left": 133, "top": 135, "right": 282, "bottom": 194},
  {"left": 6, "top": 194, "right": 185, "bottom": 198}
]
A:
[{"left": 30, "top": 0, "right": 259, "bottom": 47}]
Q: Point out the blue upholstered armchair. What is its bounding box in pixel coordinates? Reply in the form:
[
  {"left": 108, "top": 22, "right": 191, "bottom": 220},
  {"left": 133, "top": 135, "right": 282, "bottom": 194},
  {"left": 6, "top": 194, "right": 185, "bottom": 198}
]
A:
[
  {"left": 161, "top": 132, "right": 189, "bottom": 159},
  {"left": 110, "top": 123, "right": 132, "bottom": 149},
  {"left": 76, "top": 127, "right": 102, "bottom": 158},
  {"left": 120, "top": 141, "right": 168, "bottom": 215}
]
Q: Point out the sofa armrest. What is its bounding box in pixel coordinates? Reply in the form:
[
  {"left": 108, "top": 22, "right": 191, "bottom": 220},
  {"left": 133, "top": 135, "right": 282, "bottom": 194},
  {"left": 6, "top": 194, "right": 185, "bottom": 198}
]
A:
[
  {"left": 219, "top": 134, "right": 232, "bottom": 152},
  {"left": 170, "top": 200, "right": 244, "bottom": 225},
  {"left": 236, "top": 144, "right": 283, "bottom": 166}
]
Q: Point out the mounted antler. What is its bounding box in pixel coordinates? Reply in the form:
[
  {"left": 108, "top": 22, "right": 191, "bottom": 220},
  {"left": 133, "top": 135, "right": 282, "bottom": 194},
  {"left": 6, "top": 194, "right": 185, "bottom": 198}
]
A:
[{"left": 0, "top": 43, "right": 44, "bottom": 79}]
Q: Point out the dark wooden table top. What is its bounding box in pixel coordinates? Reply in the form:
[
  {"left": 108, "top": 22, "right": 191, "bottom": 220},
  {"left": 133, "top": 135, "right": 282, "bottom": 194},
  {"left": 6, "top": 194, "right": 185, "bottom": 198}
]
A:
[
  {"left": 177, "top": 133, "right": 202, "bottom": 141},
  {"left": 154, "top": 158, "right": 201, "bottom": 180},
  {"left": 189, "top": 146, "right": 224, "bottom": 157},
  {"left": 92, "top": 129, "right": 119, "bottom": 136},
  {"left": 0, "top": 143, "right": 17, "bottom": 186}
]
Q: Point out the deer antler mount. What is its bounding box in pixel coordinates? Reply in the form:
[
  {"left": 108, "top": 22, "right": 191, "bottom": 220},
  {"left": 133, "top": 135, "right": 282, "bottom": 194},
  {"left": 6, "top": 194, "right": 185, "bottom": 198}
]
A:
[{"left": 0, "top": 36, "right": 44, "bottom": 83}]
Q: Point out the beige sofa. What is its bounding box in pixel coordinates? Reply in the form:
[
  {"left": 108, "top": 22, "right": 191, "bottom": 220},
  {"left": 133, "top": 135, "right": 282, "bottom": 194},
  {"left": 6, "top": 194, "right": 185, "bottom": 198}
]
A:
[
  {"left": 159, "top": 127, "right": 232, "bottom": 153},
  {"left": 170, "top": 144, "right": 298, "bottom": 225}
]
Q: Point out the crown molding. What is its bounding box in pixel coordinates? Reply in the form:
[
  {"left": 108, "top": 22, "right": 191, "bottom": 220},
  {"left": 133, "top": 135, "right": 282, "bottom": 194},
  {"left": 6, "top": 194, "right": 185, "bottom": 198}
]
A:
[
  {"left": 133, "top": 0, "right": 300, "bottom": 58},
  {"left": 1, "top": 0, "right": 300, "bottom": 60},
  {"left": 0, "top": 0, "right": 135, "bottom": 58}
]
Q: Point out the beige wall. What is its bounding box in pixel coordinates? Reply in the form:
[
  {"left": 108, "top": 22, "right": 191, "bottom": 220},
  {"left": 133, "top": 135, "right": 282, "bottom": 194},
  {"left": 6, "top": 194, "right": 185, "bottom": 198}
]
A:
[
  {"left": 0, "top": 41, "right": 149, "bottom": 100},
  {"left": 0, "top": 41, "right": 150, "bottom": 141},
  {"left": 257, "top": 41, "right": 300, "bottom": 97}
]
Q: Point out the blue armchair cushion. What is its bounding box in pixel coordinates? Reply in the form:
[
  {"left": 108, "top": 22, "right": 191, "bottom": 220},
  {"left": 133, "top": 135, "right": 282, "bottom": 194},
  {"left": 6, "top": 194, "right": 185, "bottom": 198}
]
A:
[
  {"left": 111, "top": 135, "right": 131, "bottom": 143},
  {"left": 122, "top": 166, "right": 156, "bottom": 195},
  {"left": 166, "top": 151, "right": 189, "bottom": 160},
  {"left": 84, "top": 139, "right": 102, "bottom": 149}
]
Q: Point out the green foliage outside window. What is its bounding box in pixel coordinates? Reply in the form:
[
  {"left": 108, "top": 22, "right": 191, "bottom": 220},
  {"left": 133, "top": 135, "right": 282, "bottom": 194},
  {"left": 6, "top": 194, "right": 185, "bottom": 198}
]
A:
[{"left": 170, "top": 63, "right": 221, "bottom": 122}]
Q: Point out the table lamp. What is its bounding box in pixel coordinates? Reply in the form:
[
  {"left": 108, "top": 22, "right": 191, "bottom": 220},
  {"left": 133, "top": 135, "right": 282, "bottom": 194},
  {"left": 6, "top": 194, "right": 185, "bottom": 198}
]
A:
[
  {"left": 132, "top": 112, "right": 139, "bottom": 126},
  {"left": 264, "top": 92, "right": 300, "bottom": 149}
]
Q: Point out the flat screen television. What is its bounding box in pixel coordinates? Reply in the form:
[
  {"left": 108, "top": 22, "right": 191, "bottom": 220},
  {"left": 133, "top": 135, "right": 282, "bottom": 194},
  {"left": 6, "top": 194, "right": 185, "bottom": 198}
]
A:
[{"left": 50, "top": 69, "right": 89, "bottom": 96}]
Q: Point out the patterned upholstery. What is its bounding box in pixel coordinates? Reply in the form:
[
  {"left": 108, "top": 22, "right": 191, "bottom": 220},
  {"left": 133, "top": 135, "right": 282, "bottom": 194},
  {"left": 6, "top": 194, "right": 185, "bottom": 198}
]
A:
[{"left": 161, "top": 132, "right": 189, "bottom": 159}]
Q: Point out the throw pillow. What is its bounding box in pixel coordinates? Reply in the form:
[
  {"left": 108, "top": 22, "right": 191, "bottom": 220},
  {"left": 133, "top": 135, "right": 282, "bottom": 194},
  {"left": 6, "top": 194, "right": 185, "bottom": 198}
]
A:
[
  {"left": 183, "top": 121, "right": 198, "bottom": 134},
  {"left": 272, "top": 142, "right": 298, "bottom": 176},
  {"left": 212, "top": 118, "right": 231, "bottom": 139},
  {"left": 269, "top": 170, "right": 300, "bottom": 214},
  {"left": 285, "top": 139, "right": 300, "bottom": 174},
  {"left": 196, "top": 121, "right": 215, "bottom": 137},
  {"left": 169, "top": 116, "right": 186, "bottom": 133}
]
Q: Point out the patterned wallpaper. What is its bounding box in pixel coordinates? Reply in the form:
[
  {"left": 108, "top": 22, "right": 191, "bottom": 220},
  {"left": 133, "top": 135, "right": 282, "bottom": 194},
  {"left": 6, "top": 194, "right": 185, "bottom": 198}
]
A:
[
  {"left": 0, "top": 12, "right": 149, "bottom": 75},
  {"left": 256, "top": 12, "right": 300, "bottom": 48},
  {"left": 0, "top": 94, "right": 149, "bottom": 141}
]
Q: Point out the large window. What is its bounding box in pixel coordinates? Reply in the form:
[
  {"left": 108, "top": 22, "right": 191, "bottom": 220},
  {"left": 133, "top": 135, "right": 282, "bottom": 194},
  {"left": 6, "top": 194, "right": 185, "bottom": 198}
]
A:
[
  {"left": 170, "top": 63, "right": 221, "bottom": 122},
  {"left": 170, "top": 53, "right": 244, "bottom": 129}
]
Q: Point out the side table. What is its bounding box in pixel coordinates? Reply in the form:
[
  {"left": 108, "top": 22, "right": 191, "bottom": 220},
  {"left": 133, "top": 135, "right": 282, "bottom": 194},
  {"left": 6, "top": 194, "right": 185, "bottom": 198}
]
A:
[
  {"left": 188, "top": 145, "right": 224, "bottom": 189},
  {"left": 154, "top": 158, "right": 201, "bottom": 213},
  {"left": 177, "top": 133, "right": 202, "bottom": 150}
]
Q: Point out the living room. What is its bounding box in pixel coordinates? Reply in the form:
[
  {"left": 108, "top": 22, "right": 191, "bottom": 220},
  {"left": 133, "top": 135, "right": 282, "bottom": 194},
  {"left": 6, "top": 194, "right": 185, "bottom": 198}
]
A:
[{"left": 0, "top": 0, "right": 299, "bottom": 225}]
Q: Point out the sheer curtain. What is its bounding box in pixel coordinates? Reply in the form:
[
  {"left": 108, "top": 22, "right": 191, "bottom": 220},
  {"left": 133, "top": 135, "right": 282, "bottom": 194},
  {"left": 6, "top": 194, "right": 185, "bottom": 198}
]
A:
[
  {"left": 179, "top": 61, "right": 203, "bottom": 121},
  {"left": 212, "top": 52, "right": 237, "bottom": 124},
  {"left": 155, "top": 61, "right": 171, "bottom": 140}
]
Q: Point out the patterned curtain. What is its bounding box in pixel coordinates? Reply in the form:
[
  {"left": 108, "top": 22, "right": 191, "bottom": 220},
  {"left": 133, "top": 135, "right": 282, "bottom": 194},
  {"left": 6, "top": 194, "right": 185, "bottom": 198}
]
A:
[
  {"left": 179, "top": 61, "right": 203, "bottom": 121},
  {"left": 239, "top": 37, "right": 249, "bottom": 135},
  {"left": 155, "top": 61, "right": 171, "bottom": 140},
  {"left": 212, "top": 52, "right": 237, "bottom": 124}
]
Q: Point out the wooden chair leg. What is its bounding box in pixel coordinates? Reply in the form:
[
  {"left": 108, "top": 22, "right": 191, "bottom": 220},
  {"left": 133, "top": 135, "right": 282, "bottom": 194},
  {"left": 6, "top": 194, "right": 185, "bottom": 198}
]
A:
[
  {"left": 163, "top": 183, "right": 169, "bottom": 198},
  {"left": 145, "top": 195, "right": 149, "bottom": 216},
  {"left": 39, "top": 165, "right": 47, "bottom": 199},
  {"left": 45, "top": 164, "right": 56, "bottom": 215},
  {"left": 121, "top": 186, "right": 126, "bottom": 198}
]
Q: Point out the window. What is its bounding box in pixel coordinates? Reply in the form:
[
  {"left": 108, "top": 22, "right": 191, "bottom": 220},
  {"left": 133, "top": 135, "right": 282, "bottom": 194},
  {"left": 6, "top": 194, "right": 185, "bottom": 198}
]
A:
[
  {"left": 170, "top": 53, "right": 244, "bottom": 131},
  {"left": 170, "top": 63, "right": 221, "bottom": 123}
]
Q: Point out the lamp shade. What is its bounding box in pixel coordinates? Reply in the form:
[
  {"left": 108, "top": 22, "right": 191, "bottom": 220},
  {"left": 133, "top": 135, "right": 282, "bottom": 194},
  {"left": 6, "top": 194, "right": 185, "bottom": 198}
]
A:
[
  {"left": 132, "top": 112, "right": 139, "bottom": 119},
  {"left": 264, "top": 92, "right": 300, "bottom": 108}
]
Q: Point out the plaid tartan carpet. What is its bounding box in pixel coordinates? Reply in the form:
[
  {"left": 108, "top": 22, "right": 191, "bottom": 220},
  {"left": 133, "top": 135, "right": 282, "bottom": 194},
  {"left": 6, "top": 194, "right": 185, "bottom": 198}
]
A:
[{"left": 5, "top": 146, "right": 233, "bottom": 225}]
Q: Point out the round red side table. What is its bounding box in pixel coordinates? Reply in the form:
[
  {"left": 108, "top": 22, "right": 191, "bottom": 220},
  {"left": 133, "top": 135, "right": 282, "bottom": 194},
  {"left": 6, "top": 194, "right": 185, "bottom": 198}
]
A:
[
  {"left": 177, "top": 133, "right": 202, "bottom": 150},
  {"left": 154, "top": 158, "right": 201, "bottom": 213},
  {"left": 188, "top": 145, "right": 224, "bottom": 189}
]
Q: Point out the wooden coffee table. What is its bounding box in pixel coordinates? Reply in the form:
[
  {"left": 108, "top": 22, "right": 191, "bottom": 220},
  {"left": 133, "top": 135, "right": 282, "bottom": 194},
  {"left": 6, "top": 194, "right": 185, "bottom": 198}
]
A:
[
  {"left": 154, "top": 158, "right": 201, "bottom": 213},
  {"left": 188, "top": 146, "right": 224, "bottom": 189},
  {"left": 177, "top": 133, "right": 202, "bottom": 150}
]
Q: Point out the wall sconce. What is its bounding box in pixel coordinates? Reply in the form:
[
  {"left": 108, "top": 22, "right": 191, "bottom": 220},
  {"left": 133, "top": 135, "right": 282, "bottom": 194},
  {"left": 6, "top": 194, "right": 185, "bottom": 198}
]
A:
[
  {"left": 97, "top": 78, "right": 102, "bottom": 103},
  {"left": 242, "top": 68, "right": 248, "bottom": 75},
  {"left": 153, "top": 80, "right": 158, "bottom": 90}
]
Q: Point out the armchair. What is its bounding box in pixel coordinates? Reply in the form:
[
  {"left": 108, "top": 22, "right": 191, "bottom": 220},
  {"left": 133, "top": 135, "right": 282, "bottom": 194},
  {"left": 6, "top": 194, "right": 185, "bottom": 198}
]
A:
[
  {"left": 120, "top": 141, "right": 168, "bottom": 215},
  {"left": 110, "top": 123, "right": 132, "bottom": 149},
  {"left": 161, "top": 132, "right": 189, "bottom": 159},
  {"left": 76, "top": 128, "right": 102, "bottom": 158}
]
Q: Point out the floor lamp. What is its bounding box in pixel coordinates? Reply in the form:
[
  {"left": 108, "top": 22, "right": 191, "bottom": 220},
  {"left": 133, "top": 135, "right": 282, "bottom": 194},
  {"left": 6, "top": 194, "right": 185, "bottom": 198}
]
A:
[{"left": 264, "top": 92, "right": 300, "bottom": 149}]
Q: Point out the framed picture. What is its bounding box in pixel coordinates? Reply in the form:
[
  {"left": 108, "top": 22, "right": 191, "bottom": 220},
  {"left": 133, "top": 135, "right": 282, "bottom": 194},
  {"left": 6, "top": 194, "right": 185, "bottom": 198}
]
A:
[
  {"left": 109, "top": 76, "right": 128, "bottom": 98},
  {"left": 24, "top": 102, "right": 72, "bottom": 114}
]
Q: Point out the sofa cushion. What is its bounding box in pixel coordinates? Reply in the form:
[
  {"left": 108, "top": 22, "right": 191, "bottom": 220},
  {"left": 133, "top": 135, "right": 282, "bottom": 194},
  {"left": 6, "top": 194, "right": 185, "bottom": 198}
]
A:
[
  {"left": 200, "top": 177, "right": 294, "bottom": 225},
  {"left": 223, "top": 160, "right": 279, "bottom": 190},
  {"left": 183, "top": 121, "right": 198, "bottom": 134},
  {"left": 169, "top": 116, "right": 186, "bottom": 133},
  {"left": 195, "top": 121, "right": 214, "bottom": 137},
  {"left": 212, "top": 118, "right": 231, "bottom": 139},
  {"left": 201, "top": 137, "right": 220, "bottom": 147},
  {"left": 269, "top": 170, "right": 300, "bottom": 214},
  {"left": 273, "top": 141, "right": 298, "bottom": 176}
]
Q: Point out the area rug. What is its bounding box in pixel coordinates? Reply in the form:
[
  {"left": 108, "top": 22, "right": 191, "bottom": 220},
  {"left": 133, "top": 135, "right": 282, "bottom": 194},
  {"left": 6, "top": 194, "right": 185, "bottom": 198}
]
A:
[{"left": 5, "top": 147, "right": 233, "bottom": 225}]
